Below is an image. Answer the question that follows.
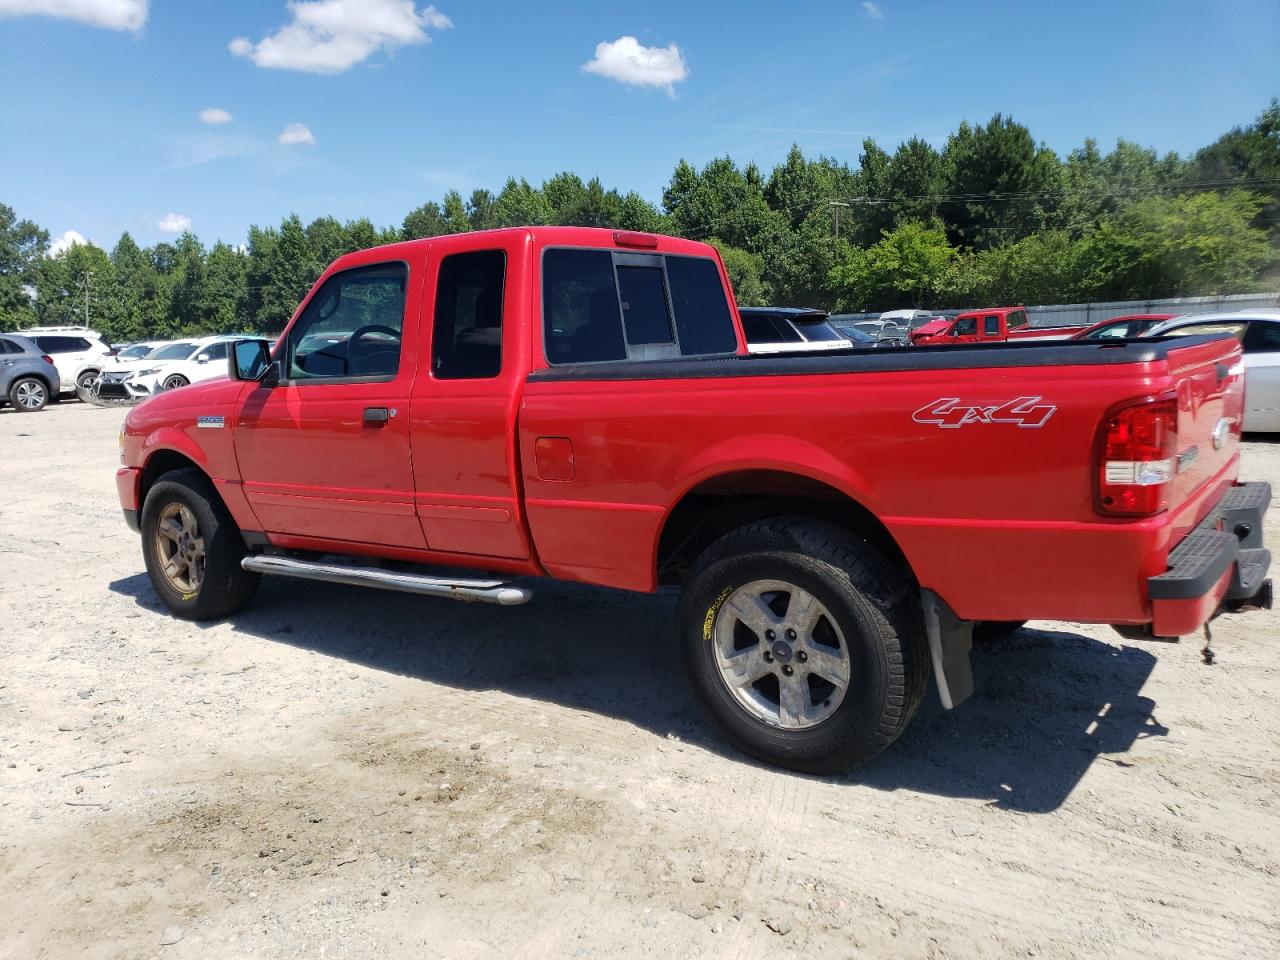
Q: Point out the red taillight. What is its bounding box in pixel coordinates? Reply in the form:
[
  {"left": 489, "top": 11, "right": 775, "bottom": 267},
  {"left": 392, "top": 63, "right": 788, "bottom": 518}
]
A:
[
  {"left": 612, "top": 230, "right": 659, "bottom": 249},
  {"left": 1095, "top": 396, "right": 1178, "bottom": 516},
  {"left": 41, "top": 355, "right": 55, "bottom": 366}
]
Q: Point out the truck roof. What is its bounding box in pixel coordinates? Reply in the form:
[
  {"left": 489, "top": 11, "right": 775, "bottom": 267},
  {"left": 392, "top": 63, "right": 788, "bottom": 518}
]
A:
[{"left": 329, "top": 226, "right": 718, "bottom": 271}]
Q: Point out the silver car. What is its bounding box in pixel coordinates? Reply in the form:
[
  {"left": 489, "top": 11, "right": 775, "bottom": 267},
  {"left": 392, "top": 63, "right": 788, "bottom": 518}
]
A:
[
  {"left": 1146, "top": 310, "right": 1280, "bottom": 432},
  {"left": 0, "top": 333, "right": 62, "bottom": 412}
]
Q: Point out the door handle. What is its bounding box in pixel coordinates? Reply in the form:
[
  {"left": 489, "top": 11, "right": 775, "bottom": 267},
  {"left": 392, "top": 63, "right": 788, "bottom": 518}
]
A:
[{"left": 362, "top": 406, "right": 390, "bottom": 425}]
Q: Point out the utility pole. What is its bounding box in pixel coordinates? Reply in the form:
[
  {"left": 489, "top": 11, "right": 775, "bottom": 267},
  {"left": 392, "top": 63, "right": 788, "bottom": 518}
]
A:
[
  {"left": 76, "top": 270, "right": 94, "bottom": 328},
  {"left": 828, "top": 201, "right": 850, "bottom": 245}
]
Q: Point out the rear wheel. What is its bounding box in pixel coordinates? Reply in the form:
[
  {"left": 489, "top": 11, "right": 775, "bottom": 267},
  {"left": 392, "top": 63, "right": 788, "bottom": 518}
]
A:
[
  {"left": 141, "top": 468, "right": 259, "bottom": 620},
  {"left": 8, "top": 377, "right": 49, "bottom": 412},
  {"left": 680, "top": 519, "right": 927, "bottom": 773}
]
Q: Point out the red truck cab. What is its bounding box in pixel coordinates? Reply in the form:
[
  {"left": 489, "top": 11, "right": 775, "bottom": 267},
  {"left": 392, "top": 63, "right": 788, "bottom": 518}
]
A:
[
  {"left": 116, "top": 227, "right": 1272, "bottom": 773},
  {"left": 914, "top": 306, "right": 1078, "bottom": 345}
]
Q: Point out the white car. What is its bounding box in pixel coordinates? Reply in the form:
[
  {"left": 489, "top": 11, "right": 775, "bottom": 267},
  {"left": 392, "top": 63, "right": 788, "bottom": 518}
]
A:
[
  {"left": 1146, "top": 309, "right": 1280, "bottom": 432},
  {"left": 122, "top": 336, "right": 237, "bottom": 399},
  {"left": 21, "top": 326, "right": 112, "bottom": 396}
]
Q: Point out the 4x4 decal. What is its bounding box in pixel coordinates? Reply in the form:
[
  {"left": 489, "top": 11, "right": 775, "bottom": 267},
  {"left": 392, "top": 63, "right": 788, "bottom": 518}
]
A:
[{"left": 913, "top": 396, "right": 1057, "bottom": 429}]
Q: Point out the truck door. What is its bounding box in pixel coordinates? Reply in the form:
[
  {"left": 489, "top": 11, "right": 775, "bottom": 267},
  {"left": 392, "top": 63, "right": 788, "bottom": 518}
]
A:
[
  {"left": 409, "top": 237, "right": 532, "bottom": 560},
  {"left": 949, "top": 315, "right": 980, "bottom": 343},
  {"left": 232, "top": 258, "right": 426, "bottom": 550}
]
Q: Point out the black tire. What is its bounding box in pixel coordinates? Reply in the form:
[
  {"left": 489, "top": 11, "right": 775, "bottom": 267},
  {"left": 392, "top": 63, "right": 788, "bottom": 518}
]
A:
[
  {"left": 141, "top": 468, "right": 260, "bottom": 621},
  {"left": 679, "top": 518, "right": 928, "bottom": 774},
  {"left": 75, "top": 370, "right": 100, "bottom": 402},
  {"left": 161, "top": 374, "right": 189, "bottom": 392},
  {"left": 8, "top": 376, "right": 50, "bottom": 412},
  {"left": 973, "top": 620, "right": 1026, "bottom": 644}
]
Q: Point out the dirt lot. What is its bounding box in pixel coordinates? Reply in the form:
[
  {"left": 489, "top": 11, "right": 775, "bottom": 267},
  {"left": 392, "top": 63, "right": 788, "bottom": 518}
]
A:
[{"left": 1, "top": 401, "right": 1277, "bottom": 960}]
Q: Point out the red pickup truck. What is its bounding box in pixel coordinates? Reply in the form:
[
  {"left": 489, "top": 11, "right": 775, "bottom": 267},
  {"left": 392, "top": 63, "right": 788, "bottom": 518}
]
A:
[
  {"left": 116, "top": 227, "right": 1272, "bottom": 773},
  {"left": 912, "top": 306, "right": 1078, "bottom": 345}
]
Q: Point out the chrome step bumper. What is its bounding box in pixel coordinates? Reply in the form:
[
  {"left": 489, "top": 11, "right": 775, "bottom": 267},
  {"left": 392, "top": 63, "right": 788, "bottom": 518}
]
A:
[{"left": 241, "top": 555, "right": 532, "bottom": 606}]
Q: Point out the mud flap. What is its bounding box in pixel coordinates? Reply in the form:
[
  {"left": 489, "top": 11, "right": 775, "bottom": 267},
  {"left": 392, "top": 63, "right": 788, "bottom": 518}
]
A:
[{"left": 921, "top": 589, "right": 974, "bottom": 709}]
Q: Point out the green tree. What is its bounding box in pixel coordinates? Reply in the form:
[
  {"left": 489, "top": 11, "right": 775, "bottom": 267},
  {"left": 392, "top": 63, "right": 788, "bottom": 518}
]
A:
[
  {"left": 256, "top": 215, "right": 320, "bottom": 333},
  {"left": 943, "top": 114, "right": 1062, "bottom": 249},
  {"left": 828, "top": 221, "right": 958, "bottom": 311},
  {"left": 0, "top": 202, "right": 48, "bottom": 327},
  {"left": 1081, "top": 190, "right": 1273, "bottom": 298},
  {"left": 710, "top": 240, "right": 768, "bottom": 305},
  {"left": 1188, "top": 98, "right": 1280, "bottom": 238},
  {"left": 403, "top": 201, "right": 449, "bottom": 239}
]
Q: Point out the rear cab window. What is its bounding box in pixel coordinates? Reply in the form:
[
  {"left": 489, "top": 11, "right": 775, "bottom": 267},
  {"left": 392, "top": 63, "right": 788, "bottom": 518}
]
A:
[
  {"left": 1006, "top": 309, "right": 1029, "bottom": 330},
  {"left": 982, "top": 316, "right": 1000, "bottom": 336},
  {"left": 542, "top": 249, "right": 738, "bottom": 364}
]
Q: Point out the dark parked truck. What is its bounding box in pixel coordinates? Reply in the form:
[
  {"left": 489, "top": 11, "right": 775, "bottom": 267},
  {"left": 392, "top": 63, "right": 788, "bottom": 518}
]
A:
[{"left": 116, "top": 227, "right": 1272, "bottom": 772}]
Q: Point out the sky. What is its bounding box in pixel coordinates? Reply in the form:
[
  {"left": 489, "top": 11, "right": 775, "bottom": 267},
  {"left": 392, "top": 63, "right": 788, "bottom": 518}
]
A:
[{"left": 2, "top": 0, "right": 1278, "bottom": 253}]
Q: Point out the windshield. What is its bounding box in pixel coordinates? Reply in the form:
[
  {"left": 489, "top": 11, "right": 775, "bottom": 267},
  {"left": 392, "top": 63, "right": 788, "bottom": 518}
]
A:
[
  {"left": 119, "top": 344, "right": 153, "bottom": 359},
  {"left": 150, "top": 341, "right": 197, "bottom": 360}
]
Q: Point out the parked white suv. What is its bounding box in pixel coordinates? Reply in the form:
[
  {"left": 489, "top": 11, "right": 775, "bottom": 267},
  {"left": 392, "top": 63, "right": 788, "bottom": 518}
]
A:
[
  {"left": 122, "top": 336, "right": 238, "bottom": 398},
  {"left": 22, "top": 326, "right": 112, "bottom": 397}
]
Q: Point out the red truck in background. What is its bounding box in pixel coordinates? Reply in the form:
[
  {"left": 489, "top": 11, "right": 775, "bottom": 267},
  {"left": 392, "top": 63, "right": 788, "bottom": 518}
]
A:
[
  {"left": 116, "top": 227, "right": 1272, "bottom": 773},
  {"left": 912, "top": 306, "right": 1079, "bottom": 345}
]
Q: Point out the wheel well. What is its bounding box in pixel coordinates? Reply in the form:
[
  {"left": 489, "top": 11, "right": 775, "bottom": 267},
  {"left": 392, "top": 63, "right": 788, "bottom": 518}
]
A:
[
  {"left": 656, "top": 470, "right": 912, "bottom": 586},
  {"left": 9, "top": 372, "right": 54, "bottom": 392},
  {"left": 139, "top": 450, "right": 206, "bottom": 508}
]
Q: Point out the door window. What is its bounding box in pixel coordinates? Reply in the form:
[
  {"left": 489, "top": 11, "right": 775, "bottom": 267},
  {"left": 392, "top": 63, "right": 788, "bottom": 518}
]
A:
[
  {"left": 952, "top": 317, "right": 977, "bottom": 336},
  {"left": 34, "top": 336, "right": 79, "bottom": 353},
  {"left": 285, "top": 262, "right": 408, "bottom": 381},
  {"left": 432, "top": 250, "right": 506, "bottom": 379},
  {"left": 1242, "top": 321, "right": 1280, "bottom": 354},
  {"left": 983, "top": 316, "right": 1000, "bottom": 336},
  {"left": 197, "top": 341, "right": 229, "bottom": 362},
  {"left": 1006, "top": 309, "right": 1029, "bottom": 330},
  {"left": 0, "top": 338, "right": 19, "bottom": 354}
]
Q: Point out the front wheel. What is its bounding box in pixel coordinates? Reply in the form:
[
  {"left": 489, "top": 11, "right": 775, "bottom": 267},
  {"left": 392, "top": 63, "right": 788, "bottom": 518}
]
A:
[
  {"left": 680, "top": 519, "right": 928, "bottom": 773},
  {"left": 161, "top": 374, "right": 190, "bottom": 392},
  {"left": 8, "top": 377, "right": 49, "bottom": 412},
  {"left": 141, "top": 468, "right": 259, "bottom": 620}
]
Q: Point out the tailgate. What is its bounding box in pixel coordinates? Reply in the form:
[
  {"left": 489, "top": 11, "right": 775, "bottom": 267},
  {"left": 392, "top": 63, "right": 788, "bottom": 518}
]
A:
[{"left": 1163, "top": 334, "right": 1245, "bottom": 519}]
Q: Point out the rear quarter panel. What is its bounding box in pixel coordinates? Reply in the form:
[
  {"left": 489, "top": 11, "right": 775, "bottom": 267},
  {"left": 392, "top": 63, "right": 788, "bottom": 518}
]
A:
[{"left": 518, "top": 350, "right": 1237, "bottom": 623}]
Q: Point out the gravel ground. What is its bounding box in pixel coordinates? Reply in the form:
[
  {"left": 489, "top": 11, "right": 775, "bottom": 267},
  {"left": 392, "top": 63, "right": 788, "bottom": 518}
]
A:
[{"left": 1, "top": 401, "right": 1277, "bottom": 960}]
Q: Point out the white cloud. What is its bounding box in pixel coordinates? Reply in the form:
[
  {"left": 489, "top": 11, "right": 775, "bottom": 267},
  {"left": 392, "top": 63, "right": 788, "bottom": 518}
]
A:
[
  {"left": 157, "top": 212, "right": 192, "bottom": 233},
  {"left": 198, "top": 106, "right": 232, "bottom": 125},
  {"left": 229, "top": 0, "right": 451, "bottom": 74},
  {"left": 48, "top": 229, "right": 87, "bottom": 256},
  {"left": 278, "top": 122, "right": 316, "bottom": 146},
  {"left": 582, "top": 36, "right": 688, "bottom": 97},
  {"left": 0, "top": 0, "right": 146, "bottom": 30},
  {"left": 861, "top": 2, "right": 885, "bottom": 19}
]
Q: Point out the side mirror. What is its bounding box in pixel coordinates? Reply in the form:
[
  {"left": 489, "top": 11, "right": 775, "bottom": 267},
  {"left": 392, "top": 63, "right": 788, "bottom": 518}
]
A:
[
  {"left": 196, "top": 354, "right": 210, "bottom": 364},
  {"left": 230, "top": 339, "right": 277, "bottom": 385}
]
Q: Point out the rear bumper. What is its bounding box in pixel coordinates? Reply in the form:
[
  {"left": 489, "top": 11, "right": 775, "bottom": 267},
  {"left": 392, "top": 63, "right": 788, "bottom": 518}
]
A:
[{"left": 1147, "top": 481, "right": 1272, "bottom": 637}]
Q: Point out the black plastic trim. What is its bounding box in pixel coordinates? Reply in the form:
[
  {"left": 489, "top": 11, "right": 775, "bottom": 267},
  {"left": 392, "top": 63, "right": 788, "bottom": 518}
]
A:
[
  {"left": 241, "top": 530, "right": 270, "bottom": 549},
  {"left": 1148, "top": 482, "right": 1272, "bottom": 600},
  {"left": 527, "top": 334, "right": 1233, "bottom": 383},
  {"left": 122, "top": 508, "right": 139, "bottom": 533}
]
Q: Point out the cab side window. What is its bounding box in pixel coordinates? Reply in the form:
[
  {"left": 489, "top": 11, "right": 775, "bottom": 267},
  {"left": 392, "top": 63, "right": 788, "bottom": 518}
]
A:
[
  {"left": 432, "top": 250, "right": 506, "bottom": 379},
  {"left": 983, "top": 316, "right": 1000, "bottom": 335},
  {"left": 952, "top": 317, "right": 977, "bottom": 336},
  {"left": 286, "top": 262, "right": 407, "bottom": 382},
  {"left": 1243, "top": 322, "right": 1280, "bottom": 354}
]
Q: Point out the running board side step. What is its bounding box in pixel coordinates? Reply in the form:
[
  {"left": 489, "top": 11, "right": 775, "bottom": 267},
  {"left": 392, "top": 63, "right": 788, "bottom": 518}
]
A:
[{"left": 241, "top": 555, "right": 532, "bottom": 606}]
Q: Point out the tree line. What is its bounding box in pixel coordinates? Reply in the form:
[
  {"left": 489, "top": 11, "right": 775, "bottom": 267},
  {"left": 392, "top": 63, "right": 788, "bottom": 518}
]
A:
[{"left": 2, "top": 100, "right": 1277, "bottom": 342}]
